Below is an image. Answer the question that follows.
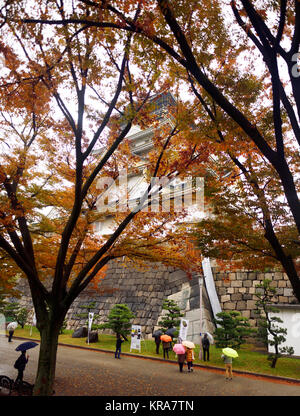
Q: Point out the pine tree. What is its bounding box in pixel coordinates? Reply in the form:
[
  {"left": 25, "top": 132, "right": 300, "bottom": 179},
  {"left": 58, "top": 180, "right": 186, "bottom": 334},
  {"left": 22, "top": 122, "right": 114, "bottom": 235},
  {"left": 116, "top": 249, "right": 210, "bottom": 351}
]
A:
[
  {"left": 214, "top": 311, "right": 254, "bottom": 349},
  {"left": 99, "top": 304, "right": 135, "bottom": 341},
  {"left": 158, "top": 299, "right": 183, "bottom": 334},
  {"left": 255, "top": 280, "right": 294, "bottom": 368}
]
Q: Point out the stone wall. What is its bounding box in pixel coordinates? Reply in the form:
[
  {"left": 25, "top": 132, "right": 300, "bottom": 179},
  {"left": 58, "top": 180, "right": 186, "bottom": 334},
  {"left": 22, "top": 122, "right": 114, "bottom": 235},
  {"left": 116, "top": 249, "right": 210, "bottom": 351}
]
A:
[
  {"left": 66, "top": 260, "right": 190, "bottom": 335},
  {"left": 213, "top": 270, "right": 298, "bottom": 327},
  {"left": 13, "top": 260, "right": 300, "bottom": 339},
  {"left": 16, "top": 259, "right": 207, "bottom": 338},
  {"left": 153, "top": 277, "right": 215, "bottom": 343}
]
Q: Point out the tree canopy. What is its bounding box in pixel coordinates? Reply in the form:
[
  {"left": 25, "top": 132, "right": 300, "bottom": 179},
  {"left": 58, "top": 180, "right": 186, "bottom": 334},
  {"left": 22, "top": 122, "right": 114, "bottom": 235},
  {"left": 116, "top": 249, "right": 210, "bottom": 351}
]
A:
[
  {"left": 0, "top": 1, "right": 207, "bottom": 395},
  {"left": 21, "top": 0, "right": 299, "bottom": 299},
  {"left": 0, "top": 0, "right": 299, "bottom": 395}
]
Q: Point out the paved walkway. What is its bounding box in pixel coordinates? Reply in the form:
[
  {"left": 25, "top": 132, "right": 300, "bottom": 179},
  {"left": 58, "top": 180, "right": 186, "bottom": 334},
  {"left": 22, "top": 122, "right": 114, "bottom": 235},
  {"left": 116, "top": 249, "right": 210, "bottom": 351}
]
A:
[{"left": 1, "top": 335, "right": 300, "bottom": 398}]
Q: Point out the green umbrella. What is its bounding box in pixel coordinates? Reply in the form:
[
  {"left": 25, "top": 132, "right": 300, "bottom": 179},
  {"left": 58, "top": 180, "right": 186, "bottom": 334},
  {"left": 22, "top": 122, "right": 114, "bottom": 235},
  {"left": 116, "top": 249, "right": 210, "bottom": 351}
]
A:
[{"left": 222, "top": 347, "right": 238, "bottom": 358}]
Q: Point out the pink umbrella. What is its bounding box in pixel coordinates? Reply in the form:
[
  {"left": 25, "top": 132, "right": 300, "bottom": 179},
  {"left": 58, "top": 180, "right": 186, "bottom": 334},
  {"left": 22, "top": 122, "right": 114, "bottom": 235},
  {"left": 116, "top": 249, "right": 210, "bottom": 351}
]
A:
[{"left": 173, "top": 343, "right": 186, "bottom": 354}]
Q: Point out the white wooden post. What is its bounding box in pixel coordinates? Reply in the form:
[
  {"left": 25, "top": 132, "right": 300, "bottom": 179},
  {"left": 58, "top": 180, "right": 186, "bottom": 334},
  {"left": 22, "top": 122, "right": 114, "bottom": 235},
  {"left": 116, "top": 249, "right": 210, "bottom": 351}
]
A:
[{"left": 198, "top": 275, "right": 203, "bottom": 360}]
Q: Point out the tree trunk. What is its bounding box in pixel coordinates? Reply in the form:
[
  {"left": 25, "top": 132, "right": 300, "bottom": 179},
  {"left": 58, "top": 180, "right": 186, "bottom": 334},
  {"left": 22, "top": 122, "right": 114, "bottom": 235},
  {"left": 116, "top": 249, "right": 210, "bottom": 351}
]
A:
[
  {"left": 264, "top": 220, "right": 300, "bottom": 302},
  {"left": 33, "top": 322, "right": 61, "bottom": 396}
]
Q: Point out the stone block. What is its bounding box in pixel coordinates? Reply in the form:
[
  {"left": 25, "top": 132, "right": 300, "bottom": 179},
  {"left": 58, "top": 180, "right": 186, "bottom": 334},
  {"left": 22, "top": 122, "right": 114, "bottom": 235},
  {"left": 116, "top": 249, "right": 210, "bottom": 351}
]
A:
[
  {"left": 265, "top": 273, "right": 273, "bottom": 280},
  {"left": 243, "top": 280, "right": 252, "bottom": 288},
  {"left": 227, "top": 287, "right": 235, "bottom": 294},
  {"left": 250, "top": 310, "right": 259, "bottom": 319},
  {"left": 86, "top": 331, "right": 98, "bottom": 343},
  {"left": 231, "top": 281, "right": 242, "bottom": 288},
  {"left": 246, "top": 300, "right": 257, "bottom": 310},
  {"left": 72, "top": 326, "right": 88, "bottom": 338},
  {"left": 248, "top": 273, "right": 256, "bottom": 280},
  {"left": 229, "top": 273, "right": 236, "bottom": 281},
  {"left": 279, "top": 296, "right": 288, "bottom": 303},
  {"left": 284, "top": 288, "right": 294, "bottom": 297},
  {"left": 185, "top": 308, "right": 201, "bottom": 321},
  {"left": 257, "top": 273, "right": 265, "bottom": 281},
  {"left": 190, "top": 285, "right": 199, "bottom": 298},
  {"left": 278, "top": 281, "right": 287, "bottom": 288},
  {"left": 231, "top": 293, "right": 242, "bottom": 301},
  {"left": 241, "top": 310, "right": 250, "bottom": 319},
  {"left": 223, "top": 302, "right": 236, "bottom": 310},
  {"left": 238, "top": 288, "right": 247, "bottom": 294},
  {"left": 190, "top": 297, "right": 200, "bottom": 310},
  {"left": 255, "top": 287, "right": 264, "bottom": 295},
  {"left": 216, "top": 273, "right": 226, "bottom": 281},
  {"left": 236, "top": 301, "right": 246, "bottom": 310},
  {"left": 274, "top": 272, "right": 283, "bottom": 280},
  {"left": 242, "top": 294, "right": 252, "bottom": 301},
  {"left": 215, "top": 273, "right": 224, "bottom": 280},
  {"left": 221, "top": 295, "right": 231, "bottom": 302}
]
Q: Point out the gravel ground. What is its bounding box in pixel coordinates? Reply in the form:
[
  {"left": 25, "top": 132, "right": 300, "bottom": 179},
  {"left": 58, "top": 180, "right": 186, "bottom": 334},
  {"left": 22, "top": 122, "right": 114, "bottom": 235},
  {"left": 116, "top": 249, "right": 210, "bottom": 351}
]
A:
[{"left": 1, "top": 335, "right": 300, "bottom": 398}]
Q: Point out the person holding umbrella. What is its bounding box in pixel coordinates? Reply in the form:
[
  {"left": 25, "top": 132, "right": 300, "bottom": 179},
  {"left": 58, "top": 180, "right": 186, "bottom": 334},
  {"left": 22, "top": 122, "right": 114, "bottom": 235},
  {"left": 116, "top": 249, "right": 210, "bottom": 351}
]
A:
[
  {"left": 221, "top": 348, "right": 238, "bottom": 380},
  {"left": 14, "top": 350, "right": 29, "bottom": 383},
  {"left": 160, "top": 334, "right": 172, "bottom": 359},
  {"left": 152, "top": 330, "right": 162, "bottom": 354},
  {"left": 182, "top": 341, "right": 195, "bottom": 372},
  {"left": 14, "top": 341, "right": 38, "bottom": 383},
  {"left": 202, "top": 333, "right": 210, "bottom": 362},
  {"left": 173, "top": 343, "right": 186, "bottom": 372},
  {"left": 186, "top": 347, "right": 194, "bottom": 372},
  {"left": 7, "top": 321, "right": 18, "bottom": 342}
]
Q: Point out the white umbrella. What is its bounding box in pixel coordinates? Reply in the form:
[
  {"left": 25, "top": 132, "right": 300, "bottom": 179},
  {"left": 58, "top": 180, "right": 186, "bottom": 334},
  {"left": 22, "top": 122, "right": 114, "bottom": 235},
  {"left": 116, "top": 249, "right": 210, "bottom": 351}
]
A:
[
  {"left": 7, "top": 322, "right": 18, "bottom": 331},
  {"left": 182, "top": 340, "right": 195, "bottom": 349},
  {"left": 205, "top": 332, "right": 214, "bottom": 344}
]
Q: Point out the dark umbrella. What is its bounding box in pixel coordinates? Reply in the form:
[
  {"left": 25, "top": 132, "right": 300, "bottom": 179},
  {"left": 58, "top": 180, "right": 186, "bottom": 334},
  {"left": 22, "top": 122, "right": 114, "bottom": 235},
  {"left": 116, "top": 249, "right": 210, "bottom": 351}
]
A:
[
  {"left": 16, "top": 341, "right": 38, "bottom": 352},
  {"left": 152, "top": 330, "right": 163, "bottom": 338},
  {"left": 165, "top": 328, "right": 177, "bottom": 337}
]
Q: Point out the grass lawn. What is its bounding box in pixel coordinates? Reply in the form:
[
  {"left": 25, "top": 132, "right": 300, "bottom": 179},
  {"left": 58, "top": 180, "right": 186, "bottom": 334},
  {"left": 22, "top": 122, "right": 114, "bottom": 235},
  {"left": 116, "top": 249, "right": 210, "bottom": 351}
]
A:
[{"left": 11, "top": 326, "right": 300, "bottom": 381}]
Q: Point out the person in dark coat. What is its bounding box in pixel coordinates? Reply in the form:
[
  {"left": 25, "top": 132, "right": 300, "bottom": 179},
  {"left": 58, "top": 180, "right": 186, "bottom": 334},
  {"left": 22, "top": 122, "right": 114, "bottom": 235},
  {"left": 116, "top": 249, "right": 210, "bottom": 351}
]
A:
[
  {"left": 177, "top": 352, "right": 186, "bottom": 372},
  {"left": 115, "top": 333, "right": 124, "bottom": 359},
  {"left": 8, "top": 329, "right": 14, "bottom": 342},
  {"left": 14, "top": 351, "right": 29, "bottom": 383},
  {"left": 7, "top": 322, "right": 16, "bottom": 342},
  {"left": 162, "top": 341, "right": 171, "bottom": 359},
  {"left": 154, "top": 336, "right": 161, "bottom": 354},
  {"left": 202, "top": 333, "right": 210, "bottom": 361}
]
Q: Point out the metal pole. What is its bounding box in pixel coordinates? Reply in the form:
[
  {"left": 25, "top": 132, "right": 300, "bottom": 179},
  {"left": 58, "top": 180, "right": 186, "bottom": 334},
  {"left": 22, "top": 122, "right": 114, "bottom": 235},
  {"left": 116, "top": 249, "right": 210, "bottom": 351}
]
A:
[{"left": 198, "top": 275, "right": 203, "bottom": 360}]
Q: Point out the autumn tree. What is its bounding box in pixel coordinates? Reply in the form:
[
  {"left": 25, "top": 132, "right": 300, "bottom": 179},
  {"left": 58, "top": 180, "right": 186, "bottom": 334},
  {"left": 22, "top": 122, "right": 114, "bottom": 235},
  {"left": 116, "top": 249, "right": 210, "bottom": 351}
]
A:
[
  {"left": 0, "top": 2, "right": 207, "bottom": 396},
  {"left": 194, "top": 143, "right": 300, "bottom": 282},
  {"left": 43, "top": 0, "right": 300, "bottom": 299}
]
